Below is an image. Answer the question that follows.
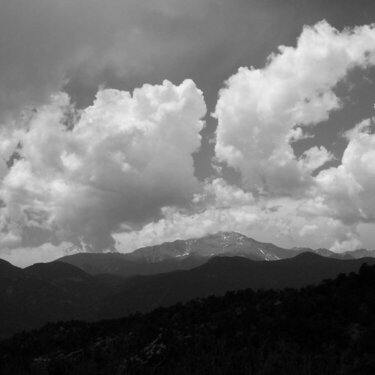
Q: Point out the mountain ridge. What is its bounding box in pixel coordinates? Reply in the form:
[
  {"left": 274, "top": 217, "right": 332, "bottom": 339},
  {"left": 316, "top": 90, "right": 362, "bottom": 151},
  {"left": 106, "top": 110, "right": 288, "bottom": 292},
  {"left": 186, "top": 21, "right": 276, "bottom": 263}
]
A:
[
  {"left": 95, "top": 253, "right": 375, "bottom": 319},
  {"left": 57, "top": 231, "right": 375, "bottom": 277},
  {"left": 1, "top": 232, "right": 375, "bottom": 338},
  {"left": 3, "top": 263, "right": 375, "bottom": 375},
  {"left": 1, "top": 251, "right": 375, "bottom": 338}
]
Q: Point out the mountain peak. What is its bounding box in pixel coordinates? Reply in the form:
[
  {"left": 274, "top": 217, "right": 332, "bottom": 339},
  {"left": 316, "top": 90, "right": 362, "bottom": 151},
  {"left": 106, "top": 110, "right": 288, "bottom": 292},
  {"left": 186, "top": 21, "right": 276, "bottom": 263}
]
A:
[
  {"left": 57, "top": 232, "right": 375, "bottom": 279},
  {"left": 204, "top": 231, "right": 252, "bottom": 243},
  {"left": 129, "top": 231, "right": 291, "bottom": 262}
]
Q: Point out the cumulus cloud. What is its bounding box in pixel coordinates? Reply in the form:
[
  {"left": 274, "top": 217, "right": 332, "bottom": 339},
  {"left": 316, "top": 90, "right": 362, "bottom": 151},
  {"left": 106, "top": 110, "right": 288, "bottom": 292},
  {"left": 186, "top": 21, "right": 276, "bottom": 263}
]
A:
[
  {"left": 115, "top": 22, "right": 375, "bottom": 255},
  {"left": 315, "top": 118, "right": 375, "bottom": 224},
  {"left": 3, "top": 18, "right": 375, "bottom": 265},
  {"left": 299, "top": 146, "right": 334, "bottom": 173},
  {"left": 0, "top": 80, "right": 206, "bottom": 251},
  {"left": 272, "top": 116, "right": 375, "bottom": 251},
  {"left": 214, "top": 21, "right": 375, "bottom": 195},
  {"left": 115, "top": 178, "right": 361, "bottom": 253}
]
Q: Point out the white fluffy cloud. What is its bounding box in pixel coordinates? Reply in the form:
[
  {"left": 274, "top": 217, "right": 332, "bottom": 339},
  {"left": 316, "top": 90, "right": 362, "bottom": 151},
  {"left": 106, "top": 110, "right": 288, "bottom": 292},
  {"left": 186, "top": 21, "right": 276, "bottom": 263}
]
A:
[
  {"left": 0, "top": 80, "right": 206, "bottom": 251},
  {"left": 214, "top": 21, "right": 375, "bottom": 195},
  {"left": 315, "top": 118, "right": 375, "bottom": 225},
  {"left": 115, "top": 22, "right": 375, "bottom": 255},
  {"left": 299, "top": 146, "right": 334, "bottom": 174},
  {"left": 115, "top": 178, "right": 361, "bottom": 253},
  {"left": 3, "top": 20, "right": 375, "bottom": 265}
]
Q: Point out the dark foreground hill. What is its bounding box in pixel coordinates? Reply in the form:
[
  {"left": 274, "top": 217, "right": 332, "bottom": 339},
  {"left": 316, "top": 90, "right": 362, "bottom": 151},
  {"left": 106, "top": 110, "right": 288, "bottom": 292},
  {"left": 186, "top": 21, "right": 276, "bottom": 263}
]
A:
[
  {"left": 0, "top": 260, "right": 123, "bottom": 338},
  {"left": 2, "top": 263, "right": 375, "bottom": 375},
  {"left": 1, "top": 254, "right": 374, "bottom": 338},
  {"left": 95, "top": 253, "right": 375, "bottom": 319}
]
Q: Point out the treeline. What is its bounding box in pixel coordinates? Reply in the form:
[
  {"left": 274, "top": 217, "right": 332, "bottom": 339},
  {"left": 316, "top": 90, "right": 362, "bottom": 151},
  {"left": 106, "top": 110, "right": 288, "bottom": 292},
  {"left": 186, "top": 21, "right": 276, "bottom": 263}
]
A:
[{"left": 1, "top": 264, "right": 375, "bottom": 374}]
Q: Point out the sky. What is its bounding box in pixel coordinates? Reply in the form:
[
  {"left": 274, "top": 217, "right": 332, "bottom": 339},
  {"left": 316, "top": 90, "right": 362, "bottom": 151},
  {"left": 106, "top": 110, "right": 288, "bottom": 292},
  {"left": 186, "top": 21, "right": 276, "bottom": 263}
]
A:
[{"left": 1, "top": 0, "right": 375, "bottom": 266}]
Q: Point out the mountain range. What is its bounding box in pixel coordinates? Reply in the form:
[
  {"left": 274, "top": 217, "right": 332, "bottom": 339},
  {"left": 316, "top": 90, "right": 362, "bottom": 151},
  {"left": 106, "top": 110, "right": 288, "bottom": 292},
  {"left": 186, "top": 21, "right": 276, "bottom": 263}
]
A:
[
  {"left": 1, "top": 231, "right": 375, "bottom": 338},
  {"left": 58, "top": 232, "right": 375, "bottom": 277},
  {"left": 94, "top": 252, "right": 375, "bottom": 320},
  {"left": 3, "top": 262, "right": 375, "bottom": 375}
]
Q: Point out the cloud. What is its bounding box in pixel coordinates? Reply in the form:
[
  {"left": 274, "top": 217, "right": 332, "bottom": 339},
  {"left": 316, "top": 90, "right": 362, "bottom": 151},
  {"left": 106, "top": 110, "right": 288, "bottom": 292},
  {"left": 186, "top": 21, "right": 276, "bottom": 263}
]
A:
[
  {"left": 115, "top": 22, "right": 375, "bottom": 256},
  {"left": 315, "top": 118, "right": 375, "bottom": 224},
  {"left": 0, "top": 79, "right": 206, "bottom": 251},
  {"left": 115, "top": 178, "right": 362, "bottom": 253},
  {"left": 5, "top": 0, "right": 367, "bottom": 125},
  {"left": 330, "top": 237, "right": 363, "bottom": 253},
  {"left": 0, "top": 242, "right": 72, "bottom": 269},
  {"left": 214, "top": 21, "right": 375, "bottom": 195},
  {"left": 0, "top": 0, "right": 296, "bottom": 124},
  {"left": 299, "top": 146, "right": 334, "bottom": 173},
  {"left": 3, "top": 17, "right": 375, "bottom": 265},
  {"left": 0, "top": 0, "right": 209, "bottom": 121}
]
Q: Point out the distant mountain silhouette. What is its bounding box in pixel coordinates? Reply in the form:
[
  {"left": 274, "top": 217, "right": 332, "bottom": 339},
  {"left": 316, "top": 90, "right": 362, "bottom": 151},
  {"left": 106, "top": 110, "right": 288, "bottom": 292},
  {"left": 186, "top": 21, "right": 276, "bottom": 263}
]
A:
[
  {"left": 0, "top": 261, "right": 122, "bottom": 338},
  {"left": 58, "top": 232, "right": 283, "bottom": 278},
  {"left": 57, "top": 232, "right": 375, "bottom": 278},
  {"left": 96, "top": 253, "right": 375, "bottom": 319},
  {"left": 25, "top": 261, "right": 91, "bottom": 282},
  {"left": 0, "top": 259, "right": 24, "bottom": 278},
  {"left": 57, "top": 251, "right": 209, "bottom": 278},
  {"left": 128, "top": 232, "right": 286, "bottom": 261},
  {"left": 3, "top": 263, "right": 375, "bottom": 375},
  {"left": 344, "top": 248, "right": 375, "bottom": 258},
  {"left": 59, "top": 231, "right": 289, "bottom": 278},
  {"left": 1, "top": 250, "right": 375, "bottom": 338}
]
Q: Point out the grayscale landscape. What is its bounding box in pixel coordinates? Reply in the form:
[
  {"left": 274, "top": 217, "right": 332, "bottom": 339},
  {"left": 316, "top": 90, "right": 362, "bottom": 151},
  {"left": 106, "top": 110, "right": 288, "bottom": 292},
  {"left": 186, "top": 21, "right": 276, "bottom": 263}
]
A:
[{"left": 0, "top": 0, "right": 375, "bottom": 374}]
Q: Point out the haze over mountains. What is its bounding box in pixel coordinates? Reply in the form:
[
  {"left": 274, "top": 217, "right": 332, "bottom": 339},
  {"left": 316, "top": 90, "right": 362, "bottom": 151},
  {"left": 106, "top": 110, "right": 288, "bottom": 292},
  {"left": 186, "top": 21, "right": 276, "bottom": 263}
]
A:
[{"left": 1, "top": 232, "right": 375, "bottom": 338}]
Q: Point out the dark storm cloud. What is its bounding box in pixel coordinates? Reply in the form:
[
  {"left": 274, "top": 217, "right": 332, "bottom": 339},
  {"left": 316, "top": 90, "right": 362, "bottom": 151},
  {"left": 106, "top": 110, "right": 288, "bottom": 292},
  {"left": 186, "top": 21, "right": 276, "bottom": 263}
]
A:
[
  {"left": 0, "top": 0, "right": 222, "bottom": 120},
  {"left": 1, "top": 0, "right": 371, "bottom": 125}
]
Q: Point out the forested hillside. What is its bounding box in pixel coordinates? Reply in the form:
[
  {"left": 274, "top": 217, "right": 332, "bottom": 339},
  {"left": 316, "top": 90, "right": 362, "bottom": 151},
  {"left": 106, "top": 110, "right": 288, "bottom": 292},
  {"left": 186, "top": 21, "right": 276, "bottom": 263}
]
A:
[{"left": 1, "top": 263, "right": 375, "bottom": 375}]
